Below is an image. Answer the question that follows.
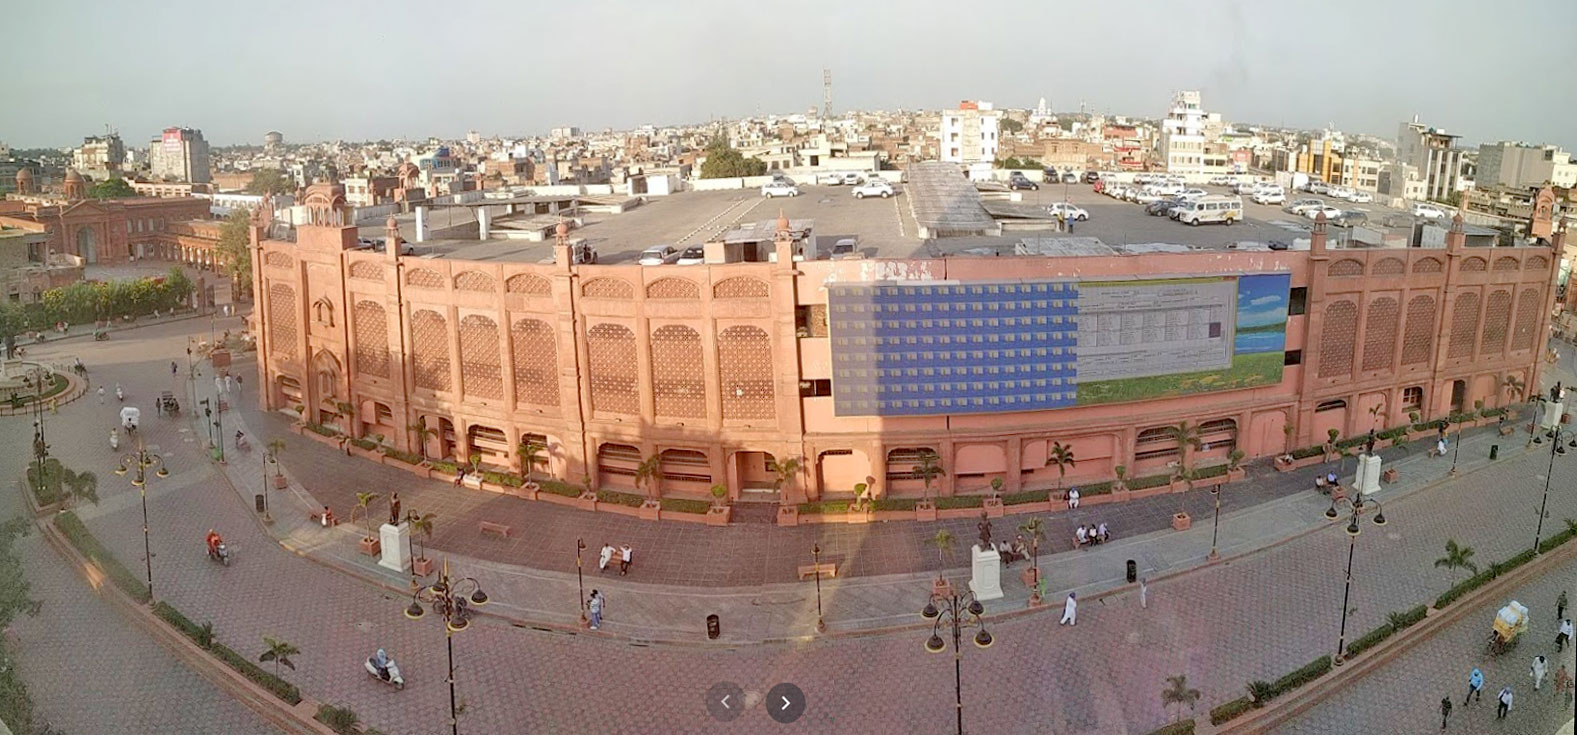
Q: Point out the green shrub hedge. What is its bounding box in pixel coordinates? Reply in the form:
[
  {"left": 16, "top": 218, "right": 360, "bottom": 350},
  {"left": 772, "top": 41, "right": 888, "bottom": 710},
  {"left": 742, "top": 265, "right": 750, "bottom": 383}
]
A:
[
  {"left": 1002, "top": 490, "right": 1048, "bottom": 506},
  {"left": 24, "top": 458, "right": 64, "bottom": 507},
  {"left": 660, "top": 497, "right": 712, "bottom": 515},
  {"left": 934, "top": 495, "right": 985, "bottom": 510},
  {"left": 348, "top": 437, "right": 378, "bottom": 451},
  {"left": 1436, "top": 567, "right": 1498, "bottom": 609},
  {"left": 1080, "top": 481, "right": 1115, "bottom": 495},
  {"left": 798, "top": 500, "right": 854, "bottom": 514},
  {"left": 429, "top": 460, "right": 459, "bottom": 473},
  {"left": 316, "top": 703, "right": 361, "bottom": 734},
  {"left": 1144, "top": 720, "right": 1195, "bottom": 735},
  {"left": 596, "top": 489, "right": 646, "bottom": 508},
  {"left": 873, "top": 497, "right": 919, "bottom": 512},
  {"left": 210, "top": 641, "right": 301, "bottom": 705},
  {"left": 1208, "top": 696, "right": 1255, "bottom": 725},
  {"left": 1196, "top": 464, "right": 1227, "bottom": 479},
  {"left": 1128, "top": 473, "right": 1171, "bottom": 490},
  {"left": 481, "top": 470, "right": 523, "bottom": 487},
  {"left": 53, "top": 511, "right": 150, "bottom": 604},
  {"left": 153, "top": 601, "right": 206, "bottom": 641},
  {"left": 382, "top": 448, "right": 422, "bottom": 464},
  {"left": 304, "top": 423, "right": 338, "bottom": 438},
  {"left": 1290, "top": 445, "right": 1325, "bottom": 460},
  {"left": 1269, "top": 655, "right": 1331, "bottom": 698},
  {"left": 538, "top": 479, "right": 585, "bottom": 498}
]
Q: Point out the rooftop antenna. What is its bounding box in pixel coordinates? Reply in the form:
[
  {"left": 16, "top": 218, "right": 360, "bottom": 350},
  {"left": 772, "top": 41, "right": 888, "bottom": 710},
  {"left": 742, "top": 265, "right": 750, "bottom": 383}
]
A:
[{"left": 823, "top": 68, "right": 832, "bottom": 119}]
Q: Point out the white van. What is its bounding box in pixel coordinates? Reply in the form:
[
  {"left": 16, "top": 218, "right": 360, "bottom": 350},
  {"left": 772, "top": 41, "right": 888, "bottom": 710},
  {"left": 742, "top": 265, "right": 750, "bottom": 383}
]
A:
[{"left": 1175, "top": 195, "right": 1244, "bottom": 226}]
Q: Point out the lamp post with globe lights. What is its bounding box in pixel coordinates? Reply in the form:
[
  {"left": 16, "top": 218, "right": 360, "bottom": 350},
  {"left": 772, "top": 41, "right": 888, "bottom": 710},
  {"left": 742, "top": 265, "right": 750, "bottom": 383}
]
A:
[
  {"left": 1324, "top": 493, "right": 1387, "bottom": 665},
  {"left": 114, "top": 439, "right": 168, "bottom": 600},
  {"left": 921, "top": 588, "right": 994, "bottom": 735},
  {"left": 404, "top": 563, "right": 489, "bottom": 735}
]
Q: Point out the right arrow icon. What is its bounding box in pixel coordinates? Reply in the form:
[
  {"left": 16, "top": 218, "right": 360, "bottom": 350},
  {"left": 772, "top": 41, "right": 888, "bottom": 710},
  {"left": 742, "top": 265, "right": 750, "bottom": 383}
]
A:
[
  {"left": 780, "top": 696, "right": 791, "bottom": 710},
  {"left": 766, "top": 682, "right": 806, "bottom": 724}
]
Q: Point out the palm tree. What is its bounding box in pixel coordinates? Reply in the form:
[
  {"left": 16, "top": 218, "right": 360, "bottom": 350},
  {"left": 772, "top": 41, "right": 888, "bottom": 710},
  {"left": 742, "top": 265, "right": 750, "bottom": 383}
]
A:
[
  {"left": 911, "top": 449, "right": 945, "bottom": 500},
  {"left": 1018, "top": 517, "right": 1046, "bottom": 599},
  {"left": 1046, "top": 441, "right": 1076, "bottom": 492},
  {"left": 1171, "top": 462, "right": 1195, "bottom": 515},
  {"left": 516, "top": 440, "right": 547, "bottom": 485},
  {"left": 353, "top": 491, "right": 381, "bottom": 541},
  {"left": 1169, "top": 421, "right": 1202, "bottom": 462},
  {"left": 266, "top": 438, "right": 286, "bottom": 464},
  {"left": 408, "top": 417, "right": 437, "bottom": 461},
  {"left": 767, "top": 456, "right": 802, "bottom": 495},
  {"left": 633, "top": 454, "right": 662, "bottom": 497},
  {"left": 1434, "top": 539, "right": 1478, "bottom": 582},
  {"left": 258, "top": 636, "right": 299, "bottom": 679},
  {"left": 1504, "top": 374, "right": 1526, "bottom": 404},
  {"left": 61, "top": 468, "right": 98, "bottom": 506},
  {"left": 1161, "top": 674, "right": 1201, "bottom": 723},
  {"left": 407, "top": 512, "right": 436, "bottom": 567},
  {"left": 932, "top": 529, "right": 955, "bottom": 584},
  {"left": 334, "top": 400, "right": 356, "bottom": 436}
]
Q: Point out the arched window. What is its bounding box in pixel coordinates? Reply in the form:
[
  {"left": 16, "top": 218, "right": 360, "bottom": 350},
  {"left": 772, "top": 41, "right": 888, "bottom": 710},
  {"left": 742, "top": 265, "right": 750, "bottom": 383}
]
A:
[
  {"left": 1318, "top": 301, "right": 1358, "bottom": 378},
  {"left": 651, "top": 325, "right": 704, "bottom": 419},
  {"left": 587, "top": 323, "right": 638, "bottom": 414},
  {"left": 459, "top": 315, "right": 502, "bottom": 399},
  {"left": 412, "top": 310, "right": 451, "bottom": 391},
  {"left": 719, "top": 326, "right": 774, "bottom": 420}
]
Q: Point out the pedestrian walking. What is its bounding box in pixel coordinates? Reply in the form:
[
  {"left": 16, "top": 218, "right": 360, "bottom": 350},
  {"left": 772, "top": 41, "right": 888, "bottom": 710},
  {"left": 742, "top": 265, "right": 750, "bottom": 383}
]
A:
[
  {"left": 1465, "top": 667, "right": 1484, "bottom": 705},
  {"left": 1557, "top": 618, "right": 1573, "bottom": 652},
  {"left": 1067, "top": 487, "right": 1080, "bottom": 509},
  {"left": 619, "top": 544, "right": 632, "bottom": 576},
  {"left": 214, "top": 376, "right": 223, "bottom": 396},
  {"left": 97, "top": 386, "right": 105, "bottom": 404},
  {"left": 1496, "top": 685, "right": 1512, "bottom": 719},
  {"left": 1439, "top": 696, "right": 1452, "bottom": 730},
  {"left": 1531, "top": 655, "right": 1547, "bottom": 691},
  {"left": 1096, "top": 522, "right": 1109, "bottom": 543},
  {"left": 1139, "top": 577, "right": 1148, "bottom": 610},
  {"left": 1059, "top": 592, "right": 1077, "bottom": 626},
  {"left": 598, "top": 543, "right": 614, "bottom": 572},
  {"left": 1559, "top": 590, "right": 1569, "bottom": 621},
  {"left": 588, "top": 590, "right": 603, "bottom": 630},
  {"left": 235, "top": 374, "right": 243, "bottom": 395},
  {"left": 1555, "top": 665, "right": 1573, "bottom": 703},
  {"left": 225, "top": 374, "right": 234, "bottom": 394},
  {"left": 171, "top": 361, "right": 178, "bottom": 376}
]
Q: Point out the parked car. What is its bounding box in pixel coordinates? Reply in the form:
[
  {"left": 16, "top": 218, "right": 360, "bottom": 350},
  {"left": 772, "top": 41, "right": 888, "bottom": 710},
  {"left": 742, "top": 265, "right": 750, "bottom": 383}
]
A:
[
  {"left": 1061, "top": 172, "right": 1078, "bottom": 184},
  {"left": 1285, "top": 198, "right": 1326, "bottom": 215},
  {"left": 1303, "top": 205, "right": 1344, "bottom": 220},
  {"left": 1331, "top": 210, "right": 1368, "bottom": 227},
  {"left": 637, "top": 245, "right": 680, "bottom": 266},
  {"left": 841, "top": 172, "right": 863, "bottom": 186},
  {"left": 1147, "top": 183, "right": 1184, "bottom": 196},
  {"left": 1411, "top": 203, "right": 1447, "bottom": 219},
  {"left": 675, "top": 246, "right": 706, "bottom": 265},
  {"left": 830, "top": 239, "right": 859, "bottom": 258},
  {"left": 1083, "top": 171, "right": 1101, "bottom": 184},
  {"left": 852, "top": 180, "right": 895, "bottom": 198},
  {"left": 1308, "top": 181, "right": 1332, "bottom": 195},
  {"left": 1008, "top": 173, "right": 1039, "bottom": 191},
  {"left": 1147, "top": 197, "right": 1184, "bottom": 216},
  {"left": 1208, "top": 175, "right": 1235, "bottom": 186},
  {"left": 1251, "top": 188, "right": 1286, "bottom": 205},
  {"left": 1267, "top": 240, "right": 1292, "bottom": 251},
  {"left": 1134, "top": 191, "right": 1164, "bottom": 204},
  {"left": 1327, "top": 186, "right": 1355, "bottom": 200},
  {"left": 1177, "top": 188, "right": 1209, "bottom": 200},
  {"left": 818, "top": 171, "right": 846, "bottom": 185},
  {"left": 1046, "top": 202, "right": 1090, "bottom": 221},
  {"left": 1346, "top": 190, "right": 1374, "bottom": 203},
  {"left": 761, "top": 181, "right": 801, "bottom": 198}
]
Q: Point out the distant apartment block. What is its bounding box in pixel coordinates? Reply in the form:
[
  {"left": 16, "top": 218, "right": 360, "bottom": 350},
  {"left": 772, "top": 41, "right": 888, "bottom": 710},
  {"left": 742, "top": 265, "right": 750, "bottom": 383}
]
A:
[
  {"left": 939, "top": 101, "right": 999, "bottom": 164},
  {"left": 72, "top": 134, "right": 125, "bottom": 180},
  {"left": 1476, "top": 142, "right": 1577, "bottom": 189},
  {"left": 149, "top": 127, "right": 212, "bottom": 184},
  {"left": 1159, "top": 91, "right": 1206, "bottom": 174},
  {"left": 1397, "top": 118, "right": 1463, "bottom": 202}
]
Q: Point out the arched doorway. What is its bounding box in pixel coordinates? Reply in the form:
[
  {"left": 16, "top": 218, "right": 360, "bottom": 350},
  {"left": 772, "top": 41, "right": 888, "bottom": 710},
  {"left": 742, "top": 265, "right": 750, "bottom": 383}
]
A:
[
  {"left": 729, "top": 450, "right": 778, "bottom": 501},
  {"left": 76, "top": 227, "right": 98, "bottom": 264}
]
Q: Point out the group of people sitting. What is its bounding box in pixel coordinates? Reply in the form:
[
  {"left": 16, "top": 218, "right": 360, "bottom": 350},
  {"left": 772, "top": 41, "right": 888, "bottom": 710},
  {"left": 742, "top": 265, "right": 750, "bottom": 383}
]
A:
[
  {"left": 1075, "top": 522, "right": 1111, "bottom": 547},
  {"left": 995, "top": 535, "right": 1032, "bottom": 565},
  {"left": 597, "top": 542, "right": 634, "bottom": 576}
]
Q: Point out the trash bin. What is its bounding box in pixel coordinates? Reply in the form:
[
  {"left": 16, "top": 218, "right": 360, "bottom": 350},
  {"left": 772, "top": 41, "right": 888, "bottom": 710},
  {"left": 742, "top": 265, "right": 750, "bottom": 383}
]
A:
[
  {"left": 1490, "top": 445, "right": 1500, "bottom": 461},
  {"left": 1126, "top": 559, "right": 1137, "bottom": 584},
  {"left": 254, "top": 494, "right": 266, "bottom": 513},
  {"left": 706, "top": 614, "right": 720, "bottom": 640}
]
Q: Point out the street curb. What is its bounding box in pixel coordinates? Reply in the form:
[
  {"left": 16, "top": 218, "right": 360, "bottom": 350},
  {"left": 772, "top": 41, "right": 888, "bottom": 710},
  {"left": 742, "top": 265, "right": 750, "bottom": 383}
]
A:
[
  {"left": 1213, "top": 526, "right": 1577, "bottom": 733},
  {"left": 33, "top": 517, "right": 337, "bottom": 735}
]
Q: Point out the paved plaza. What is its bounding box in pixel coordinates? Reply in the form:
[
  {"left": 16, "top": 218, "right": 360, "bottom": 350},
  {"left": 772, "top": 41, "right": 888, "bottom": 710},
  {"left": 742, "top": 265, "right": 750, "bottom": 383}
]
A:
[{"left": 5, "top": 311, "right": 1577, "bottom": 734}]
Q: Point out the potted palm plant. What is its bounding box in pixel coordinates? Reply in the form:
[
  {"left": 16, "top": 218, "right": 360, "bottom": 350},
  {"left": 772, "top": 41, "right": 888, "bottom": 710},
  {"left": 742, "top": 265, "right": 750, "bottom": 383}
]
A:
[
  {"left": 1018, "top": 516, "right": 1046, "bottom": 605},
  {"left": 983, "top": 477, "right": 1005, "bottom": 517},
  {"left": 1046, "top": 440, "right": 1076, "bottom": 502},
  {"left": 1170, "top": 463, "right": 1194, "bottom": 530},
  {"left": 267, "top": 439, "right": 288, "bottom": 489},
  {"left": 407, "top": 511, "right": 436, "bottom": 576},
  {"left": 1226, "top": 449, "right": 1246, "bottom": 482},
  {"left": 352, "top": 491, "right": 382, "bottom": 556},
  {"left": 912, "top": 450, "right": 944, "bottom": 521},
  {"left": 517, "top": 439, "right": 546, "bottom": 498},
  {"left": 931, "top": 529, "right": 955, "bottom": 597},
  {"left": 706, "top": 483, "right": 730, "bottom": 526}
]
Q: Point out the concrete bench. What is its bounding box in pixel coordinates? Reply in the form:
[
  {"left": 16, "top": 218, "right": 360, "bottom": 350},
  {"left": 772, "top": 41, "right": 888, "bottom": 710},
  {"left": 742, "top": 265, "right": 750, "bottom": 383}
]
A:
[
  {"left": 478, "top": 520, "right": 512, "bottom": 538},
  {"left": 797, "top": 562, "right": 837, "bottom": 581}
]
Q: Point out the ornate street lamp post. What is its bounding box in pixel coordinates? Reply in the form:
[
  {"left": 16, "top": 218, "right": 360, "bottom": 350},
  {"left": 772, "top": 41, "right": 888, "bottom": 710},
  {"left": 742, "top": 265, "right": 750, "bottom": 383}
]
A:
[
  {"left": 1533, "top": 424, "right": 1568, "bottom": 554},
  {"left": 1208, "top": 484, "right": 1223, "bottom": 561},
  {"left": 921, "top": 588, "right": 994, "bottom": 735},
  {"left": 1324, "top": 494, "right": 1386, "bottom": 665},
  {"left": 114, "top": 439, "right": 168, "bottom": 600},
  {"left": 575, "top": 538, "right": 587, "bottom": 627},
  {"left": 812, "top": 543, "right": 825, "bottom": 633},
  {"left": 404, "top": 563, "right": 488, "bottom": 735}
]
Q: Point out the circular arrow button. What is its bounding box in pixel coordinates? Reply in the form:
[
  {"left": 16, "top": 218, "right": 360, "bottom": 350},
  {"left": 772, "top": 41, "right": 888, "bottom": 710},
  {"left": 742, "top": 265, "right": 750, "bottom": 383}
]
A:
[
  {"left": 705, "top": 681, "right": 745, "bottom": 722},
  {"left": 765, "top": 682, "right": 806, "bottom": 724}
]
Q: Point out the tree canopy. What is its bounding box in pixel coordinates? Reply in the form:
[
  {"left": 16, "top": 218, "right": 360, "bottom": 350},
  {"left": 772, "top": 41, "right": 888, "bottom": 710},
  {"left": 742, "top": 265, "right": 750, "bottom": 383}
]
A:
[
  {"left": 217, "top": 210, "right": 253, "bottom": 295},
  {"left": 1000, "top": 118, "right": 1025, "bottom": 134},
  {"left": 89, "top": 178, "right": 137, "bottom": 199},
  {"left": 699, "top": 137, "right": 767, "bottom": 179},
  {"left": 245, "top": 168, "right": 296, "bottom": 196}
]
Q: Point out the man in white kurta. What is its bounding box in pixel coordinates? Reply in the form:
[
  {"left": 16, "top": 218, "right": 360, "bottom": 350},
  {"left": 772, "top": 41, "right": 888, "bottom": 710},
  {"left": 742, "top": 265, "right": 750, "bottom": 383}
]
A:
[{"left": 1060, "top": 592, "right": 1077, "bottom": 626}]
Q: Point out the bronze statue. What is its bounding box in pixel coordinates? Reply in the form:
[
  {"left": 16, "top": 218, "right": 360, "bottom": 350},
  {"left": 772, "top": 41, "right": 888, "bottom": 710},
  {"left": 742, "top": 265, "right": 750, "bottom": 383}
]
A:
[
  {"left": 389, "top": 492, "right": 401, "bottom": 526},
  {"left": 977, "top": 512, "right": 993, "bottom": 550}
]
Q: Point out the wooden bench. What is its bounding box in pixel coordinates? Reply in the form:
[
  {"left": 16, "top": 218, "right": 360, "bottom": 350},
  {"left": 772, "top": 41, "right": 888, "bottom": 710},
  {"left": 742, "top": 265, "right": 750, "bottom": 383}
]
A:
[
  {"left": 797, "top": 562, "right": 837, "bottom": 581},
  {"left": 478, "top": 520, "right": 512, "bottom": 538}
]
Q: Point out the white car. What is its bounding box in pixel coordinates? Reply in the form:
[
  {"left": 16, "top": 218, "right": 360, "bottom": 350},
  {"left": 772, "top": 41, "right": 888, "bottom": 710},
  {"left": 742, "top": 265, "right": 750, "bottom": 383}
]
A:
[
  {"left": 1208, "top": 175, "right": 1235, "bottom": 186},
  {"left": 1252, "top": 189, "right": 1286, "bottom": 205},
  {"left": 1231, "top": 180, "right": 1262, "bottom": 195},
  {"left": 761, "top": 182, "right": 800, "bottom": 198},
  {"left": 1327, "top": 186, "right": 1354, "bottom": 200},
  {"left": 1411, "top": 203, "right": 1447, "bottom": 219},
  {"left": 1304, "top": 205, "right": 1344, "bottom": 220},
  {"left": 1177, "top": 188, "right": 1209, "bottom": 200},
  {"left": 675, "top": 246, "right": 706, "bottom": 265},
  {"left": 637, "top": 245, "right": 680, "bottom": 266},
  {"left": 1346, "top": 190, "right": 1374, "bottom": 203},
  {"left": 1046, "top": 202, "right": 1090, "bottom": 221},
  {"left": 818, "top": 172, "right": 845, "bottom": 185},
  {"left": 1285, "top": 198, "right": 1326, "bottom": 215},
  {"left": 1308, "top": 181, "right": 1332, "bottom": 195},
  {"left": 852, "top": 180, "right": 894, "bottom": 199},
  {"left": 1147, "top": 183, "right": 1184, "bottom": 196},
  {"left": 1134, "top": 191, "right": 1163, "bottom": 204}
]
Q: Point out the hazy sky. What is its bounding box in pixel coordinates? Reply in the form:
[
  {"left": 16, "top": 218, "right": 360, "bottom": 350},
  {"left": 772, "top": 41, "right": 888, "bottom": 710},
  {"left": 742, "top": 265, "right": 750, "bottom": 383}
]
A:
[{"left": 4, "top": 0, "right": 1573, "bottom": 150}]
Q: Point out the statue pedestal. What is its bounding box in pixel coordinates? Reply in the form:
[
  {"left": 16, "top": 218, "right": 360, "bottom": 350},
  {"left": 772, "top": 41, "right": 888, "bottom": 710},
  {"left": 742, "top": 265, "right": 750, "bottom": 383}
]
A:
[
  {"left": 1355, "top": 454, "right": 1382, "bottom": 496},
  {"left": 1541, "top": 400, "right": 1562, "bottom": 432},
  {"left": 378, "top": 522, "right": 410, "bottom": 573},
  {"left": 968, "top": 545, "right": 1004, "bottom": 601}
]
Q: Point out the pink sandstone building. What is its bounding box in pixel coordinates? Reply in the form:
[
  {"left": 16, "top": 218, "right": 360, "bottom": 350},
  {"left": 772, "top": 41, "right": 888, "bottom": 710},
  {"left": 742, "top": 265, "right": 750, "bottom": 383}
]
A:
[{"left": 249, "top": 183, "right": 1560, "bottom": 509}]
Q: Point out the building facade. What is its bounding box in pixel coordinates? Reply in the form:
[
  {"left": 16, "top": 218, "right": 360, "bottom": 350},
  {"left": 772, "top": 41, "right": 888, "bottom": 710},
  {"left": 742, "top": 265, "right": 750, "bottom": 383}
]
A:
[
  {"left": 249, "top": 190, "right": 1560, "bottom": 508},
  {"left": 0, "top": 169, "right": 212, "bottom": 265},
  {"left": 72, "top": 134, "right": 124, "bottom": 181},
  {"left": 1477, "top": 142, "right": 1577, "bottom": 190},
  {"left": 1159, "top": 91, "right": 1206, "bottom": 174},
  {"left": 1398, "top": 119, "right": 1465, "bottom": 201},
  {"left": 939, "top": 101, "right": 1000, "bottom": 164},
  {"left": 149, "top": 127, "right": 212, "bottom": 184}
]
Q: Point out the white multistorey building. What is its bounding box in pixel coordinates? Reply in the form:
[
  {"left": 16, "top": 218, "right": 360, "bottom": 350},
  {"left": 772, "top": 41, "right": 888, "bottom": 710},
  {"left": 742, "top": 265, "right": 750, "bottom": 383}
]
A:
[
  {"left": 1159, "top": 90, "right": 1205, "bottom": 174},
  {"left": 1396, "top": 118, "right": 1463, "bottom": 202},
  {"left": 939, "top": 101, "right": 1000, "bottom": 164},
  {"left": 149, "top": 127, "right": 211, "bottom": 184}
]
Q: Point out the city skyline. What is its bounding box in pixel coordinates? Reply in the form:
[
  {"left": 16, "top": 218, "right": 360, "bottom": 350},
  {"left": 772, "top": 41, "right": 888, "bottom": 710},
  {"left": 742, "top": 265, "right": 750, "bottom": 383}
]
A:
[{"left": 3, "top": 0, "right": 1574, "bottom": 151}]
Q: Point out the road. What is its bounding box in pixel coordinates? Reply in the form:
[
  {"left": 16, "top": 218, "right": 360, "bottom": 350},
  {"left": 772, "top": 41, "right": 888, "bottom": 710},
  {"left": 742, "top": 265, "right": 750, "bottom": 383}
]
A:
[{"left": 8, "top": 313, "right": 1577, "bottom": 734}]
